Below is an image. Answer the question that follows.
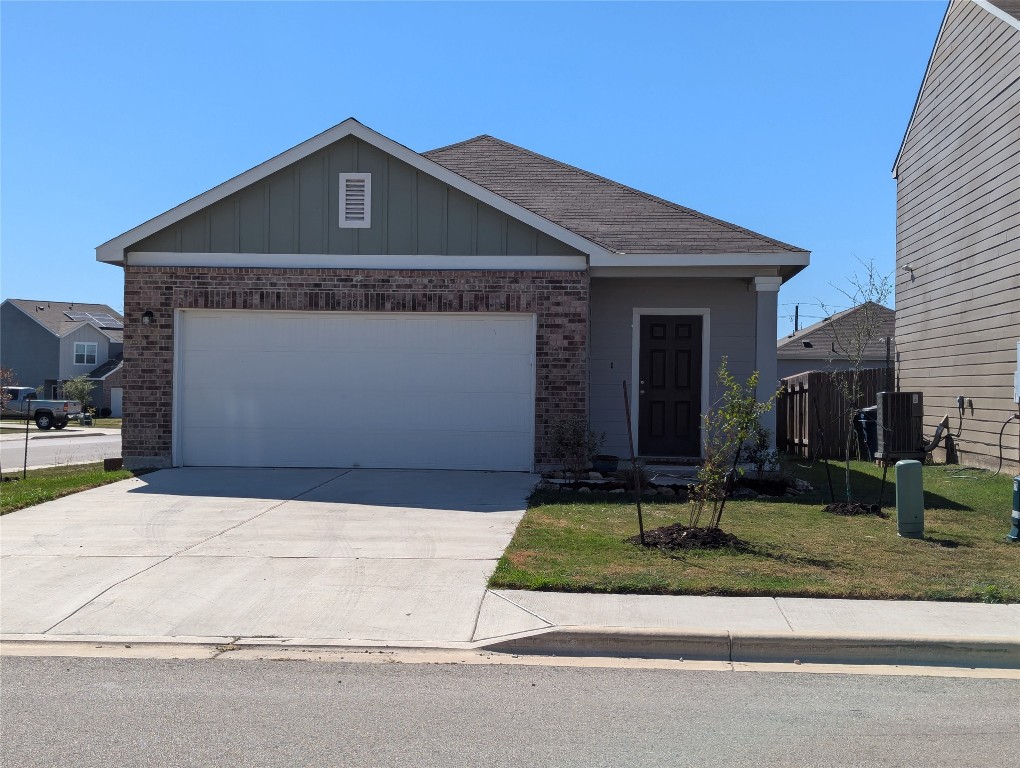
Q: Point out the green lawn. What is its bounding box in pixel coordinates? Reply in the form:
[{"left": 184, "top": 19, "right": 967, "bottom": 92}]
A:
[
  {"left": 1, "top": 462, "right": 136, "bottom": 515},
  {"left": 88, "top": 418, "right": 122, "bottom": 429},
  {"left": 491, "top": 461, "right": 1020, "bottom": 603}
]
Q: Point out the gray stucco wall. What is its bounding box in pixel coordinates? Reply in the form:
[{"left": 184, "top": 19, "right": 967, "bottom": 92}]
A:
[
  {"left": 0, "top": 302, "right": 59, "bottom": 389},
  {"left": 128, "top": 136, "right": 584, "bottom": 258},
  {"left": 589, "top": 277, "right": 759, "bottom": 459}
]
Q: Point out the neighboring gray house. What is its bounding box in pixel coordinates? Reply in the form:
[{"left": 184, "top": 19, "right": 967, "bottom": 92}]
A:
[
  {"left": 96, "top": 119, "right": 809, "bottom": 470},
  {"left": 892, "top": 0, "right": 1020, "bottom": 472},
  {"left": 0, "top": 299, "right": 125, "bottom": 415},
  {"left": 777, "top": 302, "right": 895, "bottom": 381}
]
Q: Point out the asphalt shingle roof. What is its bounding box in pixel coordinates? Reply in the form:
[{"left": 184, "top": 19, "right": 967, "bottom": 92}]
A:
[
  {"left": 777, "top": 302, "right": 895, "bottom": 361},
  {"left": 424, "top": 135, "right": 807, "bottom": 255},
  {"left": 6, "top": 299, "right": 124, "bottom": 342}
]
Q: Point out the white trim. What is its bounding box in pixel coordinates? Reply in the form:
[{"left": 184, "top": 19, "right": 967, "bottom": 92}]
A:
[
  {"left": 590, "top": 252, "right": 808, "bottom": 268},
  {"left": 591, "top": 266, "right": 782, "bottom": 279},
  {"left": 974, "top": 0, "right": 1020, "bottom": 31},
  {"left": 125, "top": 251, "right": 589, "bottom": 271},
  {"left": 73, "top": 342, "right": 98, "bottom": 366},
  {"left": 339, "top": 172, "right": 371, "bottom": 229},
  {"left": 630, "top": 307, "right": 711, "bottom": 459},
  {"left": 173, "top": 308, "right": 183, "bottom": 467},
  {"left": 752, "top": 276, "right": 783, "bottom": 292},
  {"left": 97, "top": 118, "right": 608, "bottom": 263}
]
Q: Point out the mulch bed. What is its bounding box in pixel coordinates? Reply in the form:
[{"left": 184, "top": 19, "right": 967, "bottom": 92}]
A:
[
  {"left": 823, "top": 502, "right": 888, "bottom": 518},
  {"left": 628, "top": 523, "right": 749, "bottom": 551}
]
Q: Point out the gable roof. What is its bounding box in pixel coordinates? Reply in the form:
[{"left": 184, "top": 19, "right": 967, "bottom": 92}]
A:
[
  {"left": 893, "top": 0, "right": 1020, "bottom": 175},
  {"left": 4, "top": 299, "right": 124, "bottom": 342},
  {"left": 98, "top": 118, "right": 809, "bottom": 274},
  {"left": 87, "top": 355, "right": 123, "bottom": 380},
  {"left": 777, "top": 302, "right": 895, "bottom": 361},
  {"left": 97, "top": 118, "right": 607, "bottom": 264},
  {"left": 424, "top": 135, "right": 806, "bottom": 256}
]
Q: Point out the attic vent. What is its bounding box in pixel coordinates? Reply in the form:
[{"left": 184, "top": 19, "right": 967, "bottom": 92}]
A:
[{"left": 339, "top": 173, "right": 371, "bottom": 228}]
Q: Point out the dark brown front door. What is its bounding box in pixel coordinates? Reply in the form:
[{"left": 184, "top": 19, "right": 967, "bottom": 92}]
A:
[{"left": 638, "top": 315, "right": 702, "bottom": 456}]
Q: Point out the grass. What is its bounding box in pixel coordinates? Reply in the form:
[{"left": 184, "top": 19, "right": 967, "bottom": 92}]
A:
[
  {"left": 491, "top": 461, "right": 1020, "bottom": 603},
  {"left": 88, "top": 418, "right": 122, "bottom": 429},
  {"left": 1, "top": 462, "right": 136, "bottom": 515}
]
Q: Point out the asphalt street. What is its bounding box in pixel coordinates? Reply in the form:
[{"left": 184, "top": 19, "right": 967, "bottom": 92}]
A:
[
  {"left": 0, "top": 432, "right": 121, "bottom": 471},
  {"left": 2, "top": 655, "right": 1016, "bottom": 767}
]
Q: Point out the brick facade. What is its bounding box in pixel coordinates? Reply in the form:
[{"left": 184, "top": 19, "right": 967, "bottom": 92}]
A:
[{"left": 122, "top": 265, "right": 589, "bottom": 468}]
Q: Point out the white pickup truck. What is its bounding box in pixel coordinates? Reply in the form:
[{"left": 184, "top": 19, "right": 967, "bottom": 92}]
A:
[{"left": 1, "top": 387, "right": 83, "bottom": 430}]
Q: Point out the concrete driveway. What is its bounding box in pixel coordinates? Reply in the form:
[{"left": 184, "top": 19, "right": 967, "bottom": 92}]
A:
[{"left": 1, "top": 468, "right": 537, "bottom": 643}]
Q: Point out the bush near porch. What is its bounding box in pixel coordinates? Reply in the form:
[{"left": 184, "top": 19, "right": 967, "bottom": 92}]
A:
[{"left": 490, "top": 461, "right": 1020, "bottom": 603}]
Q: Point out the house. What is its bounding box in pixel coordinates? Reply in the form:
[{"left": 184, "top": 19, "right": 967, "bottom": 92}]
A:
[
  {"left": 776, "top": 302, "right": 895, "bottom": 381},
  {"left": 892, "top": 0, "right": 1020, "bottom": 472},
  {"left": 0, "top": 299, "right": 125, "bottom": 415},
  {"left": 96, "top": 119, "right": 809, "bottom": 471}
]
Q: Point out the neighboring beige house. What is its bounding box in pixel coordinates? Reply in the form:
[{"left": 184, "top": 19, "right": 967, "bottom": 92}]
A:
[
  {"left": 892, "top": 0, "right": 1020, "bottom": 471},
  {"left": 777, "top": 302, "right": 895, "bottom": 381}
]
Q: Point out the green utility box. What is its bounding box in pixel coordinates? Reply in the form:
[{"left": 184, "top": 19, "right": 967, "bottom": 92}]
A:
[{"left": 895, "top": 460, "right": 924, "bottom": 539}]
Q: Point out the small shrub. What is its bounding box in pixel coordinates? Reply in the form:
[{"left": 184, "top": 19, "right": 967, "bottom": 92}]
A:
[
  {"left": 745, "top": 425, "right": 782, "bottom": 480},
  {"left": 550, "top": 416, "right": 605, "bottom": 482}
]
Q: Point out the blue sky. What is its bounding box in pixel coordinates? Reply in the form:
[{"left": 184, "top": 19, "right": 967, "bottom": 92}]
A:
[{"left": 0, "top": 0, "right": 946, "bottom": 336}]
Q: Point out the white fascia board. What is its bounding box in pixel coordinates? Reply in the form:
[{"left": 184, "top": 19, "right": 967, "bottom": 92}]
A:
[
  {"left": 974, "top": 0, "right": 1020, "bottom": 31},
  {"left": 97, "top": 118, "right": 608, "bottom": 264},
  {"left": 126, "top": 252, "right": 589, "bottom": 271},
  {"left": 589, "top": 252, "right": 809, "bottom": 268}
]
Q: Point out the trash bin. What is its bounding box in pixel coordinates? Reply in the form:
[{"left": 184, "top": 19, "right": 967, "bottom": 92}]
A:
[{"left": 856, "top": 406, "right": 878, "bottom": 460}]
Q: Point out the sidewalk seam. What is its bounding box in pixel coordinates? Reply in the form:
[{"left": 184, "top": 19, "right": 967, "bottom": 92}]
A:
[{"left": 487, "top": 590, "right": 556, "bottom": 627}]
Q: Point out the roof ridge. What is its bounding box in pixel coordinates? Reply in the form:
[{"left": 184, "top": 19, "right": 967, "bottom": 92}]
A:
[
  {"left": 434, "top": 135, "right": 807, "bottom": 254},
  {"left": 423, "top": 134, "right": 495, "bottom": 155}
]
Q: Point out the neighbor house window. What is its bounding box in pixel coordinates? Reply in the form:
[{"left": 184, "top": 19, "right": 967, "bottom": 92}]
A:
[
  {"left": 74, "top": 342, "right": 97, "bottom": 365},
  {"left": 339, "top": 173, "right": 371, "bottom": 228}
]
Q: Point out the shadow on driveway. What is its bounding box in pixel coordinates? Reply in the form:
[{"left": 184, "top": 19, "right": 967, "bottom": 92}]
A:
[{"left": 125, "top": 467, "right": 539, "bottom": 513}]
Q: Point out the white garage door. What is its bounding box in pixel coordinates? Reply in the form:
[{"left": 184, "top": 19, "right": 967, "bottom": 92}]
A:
[{"left": 176, "top": 310, "right": 536, "bottom": 471}]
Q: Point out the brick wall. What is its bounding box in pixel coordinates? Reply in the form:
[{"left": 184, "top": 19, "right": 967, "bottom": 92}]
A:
[{"left": 122, "top": 266, "right": 589, "bottom": 468}]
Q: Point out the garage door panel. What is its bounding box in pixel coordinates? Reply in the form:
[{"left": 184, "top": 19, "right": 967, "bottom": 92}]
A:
[
  {"left": 177, "top": 311, "right": 536, "bottom": 470},
  {"left": 181, "top": 426, "right": 532, "bottom": 470}
]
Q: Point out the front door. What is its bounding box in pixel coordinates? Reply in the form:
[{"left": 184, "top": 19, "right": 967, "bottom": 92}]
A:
[{"left": 638, "top": 314, "right": 702, "bottom": 456}]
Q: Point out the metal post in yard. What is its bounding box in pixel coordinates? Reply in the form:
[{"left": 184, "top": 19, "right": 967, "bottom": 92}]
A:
[
  {"left": 23, "top": 411, "right": 30, "bottom": 480},
  {"left": 622, "top": 380, "right": 645, "bottom": 546}
]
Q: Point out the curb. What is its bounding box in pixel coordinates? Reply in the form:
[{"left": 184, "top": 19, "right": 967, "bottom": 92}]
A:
[{"left": 479, "top": 627, "right": 1020, "bottom": 669}]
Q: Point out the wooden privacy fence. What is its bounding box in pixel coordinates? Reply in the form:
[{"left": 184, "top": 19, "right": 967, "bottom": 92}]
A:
[{"left": 776, "top": 368, "right": 892, "bottom": 460}]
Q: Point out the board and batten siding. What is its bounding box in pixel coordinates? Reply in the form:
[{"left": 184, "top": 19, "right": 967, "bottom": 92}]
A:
[
  {"left": 589, "top": 278, "right": 758, "bottom": 459},
  {"left": 128, "top": 136, "right": 583, "bottom": 258},
  {"left": 895, "top": 0, "right": 1020, "bottom": 471}
]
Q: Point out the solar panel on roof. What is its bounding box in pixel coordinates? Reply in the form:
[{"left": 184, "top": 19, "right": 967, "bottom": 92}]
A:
[
  {"left": 64, "top": 311, "right": 91, "bottom": 321},
  {"left": 87, "top": 313, "right": 123, "bottom": 329}
]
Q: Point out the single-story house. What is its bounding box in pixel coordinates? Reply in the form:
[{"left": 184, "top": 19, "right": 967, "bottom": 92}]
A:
[
  {"left": 777, "top": 302, "right": 895, "bottom": 381},
  {"left": 97, "top": 119, "right": 809, "bottom": 471},
  {"left": 0, "top": 299, "right": 124, "bottom": 415}
]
